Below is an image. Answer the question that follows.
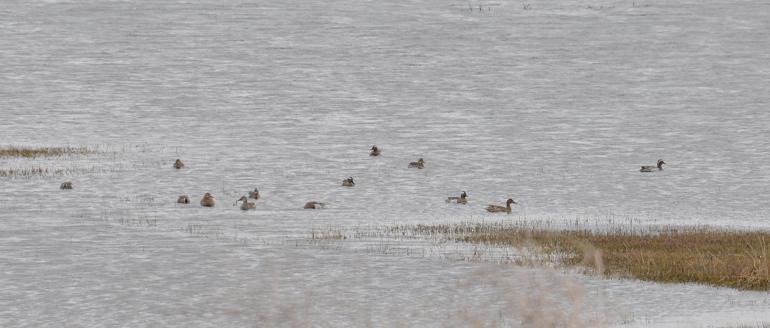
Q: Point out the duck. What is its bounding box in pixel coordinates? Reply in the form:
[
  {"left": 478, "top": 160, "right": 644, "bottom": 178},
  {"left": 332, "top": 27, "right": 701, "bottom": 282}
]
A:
[
  {"left": 446, "top": 191, "right": 468, "bottom": 204},
  {"left": 248, "top": 188, "right": 260, "bottom": 200},
  {"left": 200, "top": 193, "right": 215, "bottom": 207},
  {"left": 485, "top": 198, "right": 517, "bottom": 213},
  {"left": 408, "top": 158, "right": 425, "bottom": 169},
  {"left": 174, "top": 159, "right": 184, "bottom": 169},
  {"left": 177, "top": 195, "right": 190, "bottom": 204},
  {"left": 342, "top": 177, "right": 355, "bottom": 187},
  {"left": 60, "top": 181, "right": 73, "bottom": 190},
  {"left": 235, "top": 196, "right": 256, "bottom": 210},
  {"left": 369, "top": 145, "right": 381, "bottom": 157},
  {"left": 304, "top": 201, "right": 326, "bottom": 209},
  {"left": 640, "top": 159, "right": 666, "bottom": 172}
]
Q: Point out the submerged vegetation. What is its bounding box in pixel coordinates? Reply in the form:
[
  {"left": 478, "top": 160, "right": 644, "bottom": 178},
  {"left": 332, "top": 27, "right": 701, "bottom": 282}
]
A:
[
  {"left": 0, "top": 145, "right": 95, "bottom": 158},
  {"left": 400, "top": 223, "right": 770, "bottom": 291}
]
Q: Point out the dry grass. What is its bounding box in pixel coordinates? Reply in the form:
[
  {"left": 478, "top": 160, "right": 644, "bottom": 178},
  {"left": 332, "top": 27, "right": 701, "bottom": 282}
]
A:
[
  {"left": 0, "top": 145, "right": 95, "bottom": 158},
  {"left": 0, "top": 166, "right": 66, "bottom": 177},
  {"left": 403, "top": 223, "right": 770, "bottom": 291}
]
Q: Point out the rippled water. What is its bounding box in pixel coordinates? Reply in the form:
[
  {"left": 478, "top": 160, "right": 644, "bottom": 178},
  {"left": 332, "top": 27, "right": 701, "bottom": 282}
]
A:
[{"left": 1, "top": 0, "right": 770, "bottom": 326}]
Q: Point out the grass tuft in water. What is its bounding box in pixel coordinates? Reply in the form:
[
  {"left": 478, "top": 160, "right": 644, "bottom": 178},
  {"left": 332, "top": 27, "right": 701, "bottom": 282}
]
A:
[{"left": 0, "top": 145, "right": 95, "bottom": 158}]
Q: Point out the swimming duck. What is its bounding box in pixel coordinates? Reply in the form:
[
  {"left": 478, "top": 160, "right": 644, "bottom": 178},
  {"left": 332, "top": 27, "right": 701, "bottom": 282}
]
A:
[
  {"left": 342, "top": 177, "right": 355, "bottom": 187},
  {"left": 177, "top": 195, "right": 190, "bottom": 204},
  {"left": 408, "top": 158, "right": 425, "bottom": 169},
  {"left": 200, "top": 193, "right": 215, "bottom": 207},
  {"left": 174, "top": 159, "right": 184, "bottom": 169},
  {"left": 60, "top": 181, "right": 73, "bottom": 190},
  {"left": 248, "top": 188, "right": 260, "bottom": 200},
  {"left": 446, "top": 191, "right": 468, "bottom": 204},
  {"left": 485, "top": 198, "right": 516, "bottom": 213},
  {"left": 304, "top": 201, "right": 326, "bottom": 209},
  {"left": 640, "top": 159, "right": 666, "bottom": 172},
  {"left": 369, "top": 145, "right": 381, "bottom": 157},
  {"left": 235, "top": 196, "right": 256, "bottom": 210}
]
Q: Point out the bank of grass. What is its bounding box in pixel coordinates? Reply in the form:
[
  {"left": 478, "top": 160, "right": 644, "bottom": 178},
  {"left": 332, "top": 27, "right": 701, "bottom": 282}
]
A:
[
  {"left": 405, "top": 223, "right": 770, "bottom": 291},
  {"left": 0, "top": 145, "right": 94, "bottom": 158}
]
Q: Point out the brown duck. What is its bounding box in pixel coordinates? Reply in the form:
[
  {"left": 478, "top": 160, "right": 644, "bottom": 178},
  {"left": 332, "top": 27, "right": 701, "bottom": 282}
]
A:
[
  {"left": 235, "top": 196, "right": 256, "bottom": 210},
  {"left": 369, "top": 145, "right": 381, "bottom": 157},
  {"left": 249, "top": 188, "right": 260, "bottom": 200},
  {"left": 485, "top": 199, "right": 516, "bottom": 213},
  {"left": 408, "top": 158, "right": 425, "bottom": 169},
  {"left": 304, "top": 201, "right": 326, "bottom": 209},
  {"left": 200, "top": 193, "right": 215, "bottom": 207}
]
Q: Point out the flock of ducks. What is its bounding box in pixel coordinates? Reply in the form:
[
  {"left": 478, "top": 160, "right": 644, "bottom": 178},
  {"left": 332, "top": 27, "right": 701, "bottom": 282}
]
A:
[{"left": 57, "top": 147, "right": 666, "bottom": 214}]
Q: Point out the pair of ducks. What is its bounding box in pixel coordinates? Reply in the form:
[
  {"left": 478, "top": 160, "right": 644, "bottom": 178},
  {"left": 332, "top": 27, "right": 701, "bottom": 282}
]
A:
[
  {"left": 446, "top": 191, "right": 518, "bottom": 213},
  {"left": 640, "top": 159, "right": 666, "bottom": 172},
  {"left": 177, "top": 193, "right": 216, "bottom": 207},
  {"left": 235, "top": 188, "right": 260, "bottom": 210},
  {"left": 177, "top": 193, "right": 215, "bottom": 207},
  {"left": 370, "top": 145, "right": 424, "bottom": 169}
]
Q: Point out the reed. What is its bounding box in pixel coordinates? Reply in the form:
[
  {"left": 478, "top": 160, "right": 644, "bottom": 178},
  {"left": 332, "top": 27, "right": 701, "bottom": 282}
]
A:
[
  {"left": 401, "top": 223, "right": 770, "bottom": 291},
  {"left": 0, "top": 145, "right": 94, "bottom": 158}
]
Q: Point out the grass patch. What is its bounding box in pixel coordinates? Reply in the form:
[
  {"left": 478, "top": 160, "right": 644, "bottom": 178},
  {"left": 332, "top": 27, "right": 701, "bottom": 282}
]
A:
[
  {"left": 400, "top": 223, "right": 770, "bottom": 291},
  {"left": 0, "top": 145, "right": 95, "bottom": 158},
  {"left": 0, "top": 166, "right": 65, "bottom": 177}
]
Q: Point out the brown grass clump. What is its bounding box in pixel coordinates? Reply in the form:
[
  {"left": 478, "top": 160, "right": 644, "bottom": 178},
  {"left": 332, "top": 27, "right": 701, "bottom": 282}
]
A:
[
  {"left": 0, "top": 145, "right": 94, "bottom": 158},
  {"left": 406, "top": 223, "right": 770, "bottom": 291}
]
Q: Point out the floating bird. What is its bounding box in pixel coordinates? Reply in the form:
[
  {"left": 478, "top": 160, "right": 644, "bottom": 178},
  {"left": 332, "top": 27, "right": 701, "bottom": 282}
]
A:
[
  {"left": 200, "top": 193, "right": 215, "bottom": 207},
  {"left": 446, "top": 191, "right": 468, "bottom": 204},
  {"left": 369, "top": 145, "right": 381, "bottom": 157},
  {"left": 177, "top": 195, "right": 190, "bottom": 204},
  {"left": 342, "top": 177, "right": 355, "bottom": 187},
  {"left": 304, "top": 201, "right": 326, "bottom": 209},
  {"left": 60, "top": 181, "right": 73, "bottom": 190},
  {"left": 640, "top": 159, "right": 666, "bottom": 172},
  {"left": 235, "top": 196, "right": 256, "bottom": 210},
  {"left": 174, "top": 159, "right": 184, "bottom": 169},
  {"left": 485, "top": 198, "right": 516, "bottom": 213},
  {"left": 408, "top": 158, "right": 425, "bottom": 169},
  {"left": 249, "top": 188, "right": 260, "bottom": 200}
]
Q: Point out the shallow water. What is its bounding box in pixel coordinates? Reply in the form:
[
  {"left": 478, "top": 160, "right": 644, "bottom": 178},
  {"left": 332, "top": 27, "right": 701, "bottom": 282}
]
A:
[{"left": 1, "top": 0, "right": 770, "bottom": 326}]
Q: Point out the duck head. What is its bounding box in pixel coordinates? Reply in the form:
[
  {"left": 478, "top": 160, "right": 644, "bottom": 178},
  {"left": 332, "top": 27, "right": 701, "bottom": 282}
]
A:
[
  {"left": 506, "top": 198, "right": 517, "bottom": 206},
  {"left": 460, "top": 191, "right": 467, "bottom": 199},
  {"left": 657, "top": 159, "right": 666, "bottom": 169}
]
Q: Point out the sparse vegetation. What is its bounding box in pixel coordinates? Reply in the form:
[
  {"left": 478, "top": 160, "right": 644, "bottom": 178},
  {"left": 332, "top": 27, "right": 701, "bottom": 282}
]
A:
[
  {"left": 399, "top": 223, "right": 770, "bottom": 291},
  {"left": 0, "top": 166, "right": 66, "bottom": 177},
  {"left": 0, "top": 145, "right": 95, "bottom": 158},
  {"left": 310, "top": 229, "right": 346, "bottom": 240}
]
